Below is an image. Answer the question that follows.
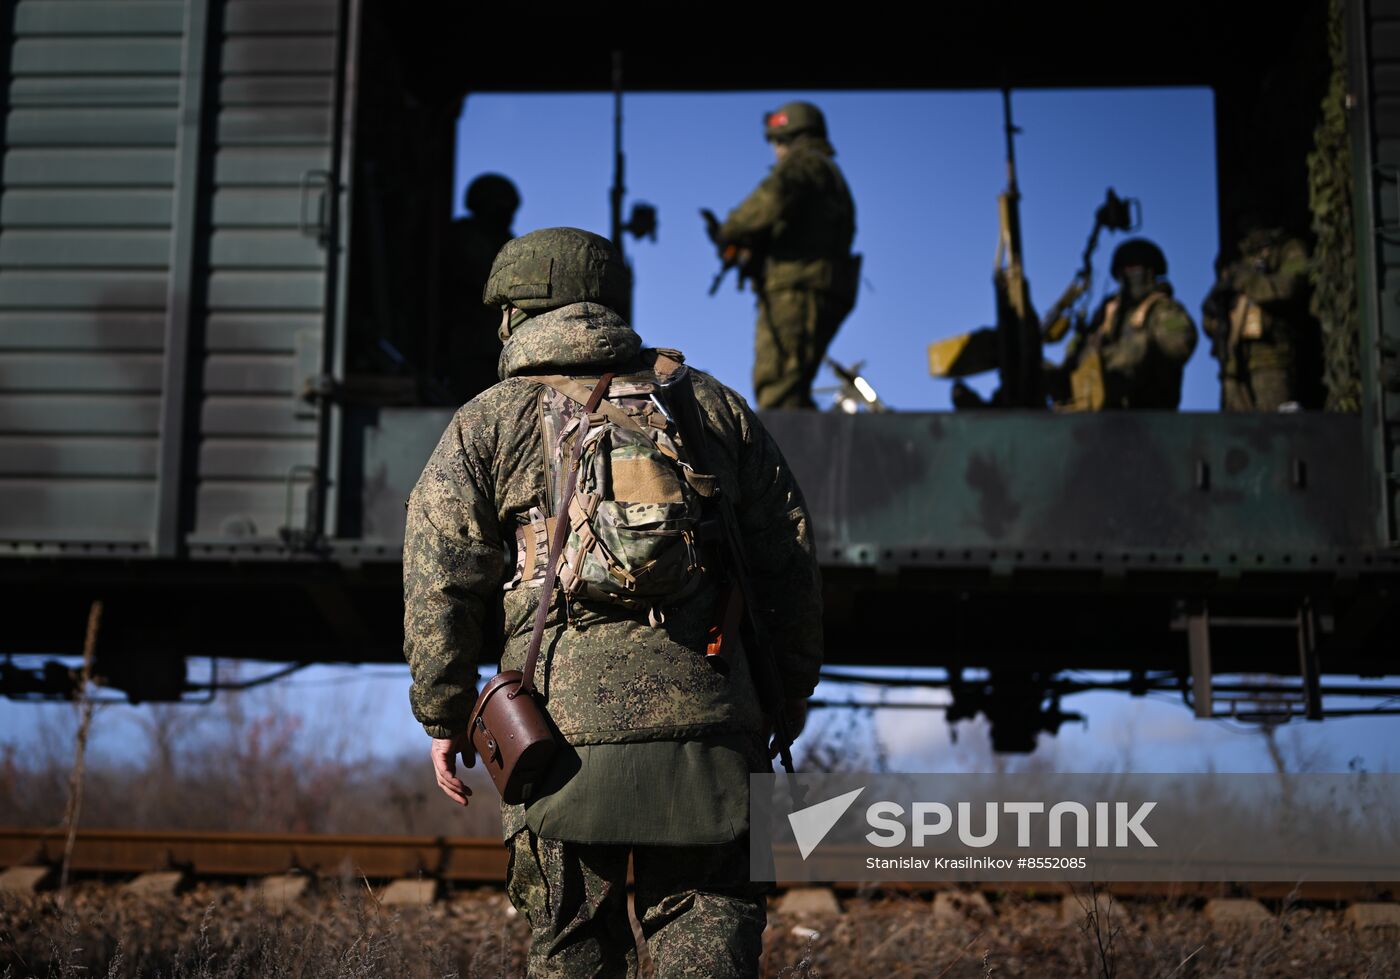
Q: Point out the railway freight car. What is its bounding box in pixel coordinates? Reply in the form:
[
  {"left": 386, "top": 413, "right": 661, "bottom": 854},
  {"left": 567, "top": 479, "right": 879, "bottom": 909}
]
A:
[{"left": 2, "top": 1, "right": 1397, "bottom": 750}]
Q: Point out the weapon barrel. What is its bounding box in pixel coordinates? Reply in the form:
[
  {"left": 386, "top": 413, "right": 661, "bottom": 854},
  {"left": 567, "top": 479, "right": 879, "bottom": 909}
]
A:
[{"left": 610, "top": 51, "right": 625, "bottom": 257}]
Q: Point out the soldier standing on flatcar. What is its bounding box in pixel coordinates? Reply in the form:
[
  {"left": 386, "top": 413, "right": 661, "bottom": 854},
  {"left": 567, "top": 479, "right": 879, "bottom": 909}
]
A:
[{"left": 1051, "top": 238, "right": 1198, "bottom": 411}]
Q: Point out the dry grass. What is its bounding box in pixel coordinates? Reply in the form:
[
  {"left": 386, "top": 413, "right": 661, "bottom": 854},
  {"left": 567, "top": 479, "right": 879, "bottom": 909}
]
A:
[
  {"left": 3, "top": 886, "right": 1397, "bottom": 979},
  {"left": 0, "top": 695, "right": 502, "bottom": 838}
]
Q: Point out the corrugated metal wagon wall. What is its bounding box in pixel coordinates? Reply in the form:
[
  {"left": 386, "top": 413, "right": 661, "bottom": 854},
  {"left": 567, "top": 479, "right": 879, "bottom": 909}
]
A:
[
  {"left": 1354, "top": 0, "right": 1400, "bottom": 547},
  {"left": 194, "top": 0, "right": 345, "bottom": 551},
  {"left": 0, "top": 0, "right": 347, "bottom": 556},
  {"left": 0, "top": 0, "right": 186, "bottom": 551}
]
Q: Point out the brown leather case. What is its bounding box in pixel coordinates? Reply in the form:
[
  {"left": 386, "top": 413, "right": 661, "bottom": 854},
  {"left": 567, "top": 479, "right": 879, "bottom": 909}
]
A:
[{"left": 466, "top": 670, "right": 555, "bottom": 804}]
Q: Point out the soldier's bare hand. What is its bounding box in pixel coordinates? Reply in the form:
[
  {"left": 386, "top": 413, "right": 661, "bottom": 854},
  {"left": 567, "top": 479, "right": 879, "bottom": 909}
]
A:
[{"left": 431, "top": 732, "right": 475, "bottom": 806}]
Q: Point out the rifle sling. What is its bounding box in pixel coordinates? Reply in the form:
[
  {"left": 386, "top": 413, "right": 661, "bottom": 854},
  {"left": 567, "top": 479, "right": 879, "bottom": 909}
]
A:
[{"left": 516, "top": 372, "right": 615, "bottom": 699}]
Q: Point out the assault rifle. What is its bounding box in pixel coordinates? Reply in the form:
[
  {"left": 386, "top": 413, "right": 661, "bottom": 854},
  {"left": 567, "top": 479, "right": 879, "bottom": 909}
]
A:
[
  {"left": 700, "top": 208, "right": 764, "bottom": 295},
  {"left": 1201, "top": 268, "right": 1237, "bottom": 392}
]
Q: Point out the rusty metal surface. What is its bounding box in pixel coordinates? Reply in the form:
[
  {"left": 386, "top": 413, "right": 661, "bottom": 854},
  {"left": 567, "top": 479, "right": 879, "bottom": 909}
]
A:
[{"left": 0, "top": 828, "right": 507, "bottom": 882}]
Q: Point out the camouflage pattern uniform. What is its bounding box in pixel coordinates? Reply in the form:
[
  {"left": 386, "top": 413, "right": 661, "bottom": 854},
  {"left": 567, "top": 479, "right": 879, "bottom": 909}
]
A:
[
  {"left": 1202, "top": 229, "right": 1312, "bottom": 411},
  {"left": 1053, "top": 239, "right": 1198, "bottom": 411},
  {"left": 720, "top": 101, "right": 858, "bottom": 410},
  {"left": 444, "top": 174, "right": 519, "bottom": 403},
  {"left": 403, "top": 228, "right": 823, "bottom": 978}
]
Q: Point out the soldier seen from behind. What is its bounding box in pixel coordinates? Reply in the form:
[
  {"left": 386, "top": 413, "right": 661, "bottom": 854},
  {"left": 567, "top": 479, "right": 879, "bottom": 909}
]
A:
[
  {"left": 1049, "top": 238, "right": 1198, "bottom": 411},
  {"left": 712, "top": 101, "right": 860, "bottom": 410},
  {"left": 444, "top": 173, "right": 521, "bottom": 403},
  {"left": 403, "top": 228, "right": 823, "bottom": 978},
  {"left": 1201, "top": 217, "right": 1314, "bottom": 411}
]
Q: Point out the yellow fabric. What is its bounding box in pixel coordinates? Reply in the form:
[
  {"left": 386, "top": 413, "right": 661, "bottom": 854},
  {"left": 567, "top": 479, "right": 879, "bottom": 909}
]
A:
[{"left": 611, "top": 457, "right": 684, "bottom": 503}]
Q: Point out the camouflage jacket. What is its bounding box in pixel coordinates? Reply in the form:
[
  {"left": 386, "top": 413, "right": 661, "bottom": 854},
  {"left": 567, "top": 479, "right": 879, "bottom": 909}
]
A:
[
  {"left": 1073, "top": 284, "right": 1198, "bottom": 410},
  {"left": 720, "top": 133, "right": 857, "bottom": 296},
  {"left": 403, "top": 302, "right": 824, "bottom": 743},
  {"left": 1202, "top": 232, "right": 1310, "bottom": 373}
]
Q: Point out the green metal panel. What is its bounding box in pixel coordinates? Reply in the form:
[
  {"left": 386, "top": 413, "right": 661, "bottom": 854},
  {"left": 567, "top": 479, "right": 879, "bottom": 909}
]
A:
[
  {"left": 0, "top": 231, "right": 171, "bottom": 268},
  {"left": 0, "top": 436, "right": 158, "bottom": 477},
  {"left": 9, "top": 77, "right": 182, "bottom": 106},
  {"left": 199, "top": 438, "right": 316, "bottom": 478},
  {"left": 358, "top": 408, "right": 1382, "bottom": 569},
  {"left": 0, "top": 353, "right": 164, "bottom": 392},
  {"left": 202, "top": 354, "right": 295, "bottom": 395},
  {"left": 201, "top": 397, "right": 318, "bottom": 436},
  {"left": 216, "top": 108, "right": 331, "bottom": 144},
  {"left": 210, "top": 189, "right": 313, "bottom": 227},
  {"left": 10, "top": 39, "right": 182, "bottom": 74},
  {"left": 13, "top": 2, "right": 185, "bottom": 35},
  {"left": 0, "top": 272, "right": 168, "bottom": 307},
  {"left": 0, "top": 481, "right": 156, "bottom": 543},
  {"left": 0, "top": 395, "right": 161, "bottom": 434},
  {"left": 223, "top": 2, "right": 340, "bottom": 35},
  {"left": 208, "top": 230, "right": 325, "bottom": 269},
  {"left": 5, "top": 108, "right": 179, "bottom": 145},
  {"left": 219, "top": 77, "right": 333, "bottom": 106},
  {"left": 206, "top": 271, "right": 326, "bottom": 308},
  {"left": 192, "top": 479, "right": 311, "bottom": 539},
  {"left": 0, "top": 312, "right": 166, "bottom": 349},
  {"left": 1, "top": 190, "right": 174, "bottom": 226},
  {"left": 3, "top": 148, "right": 175, "bottom": 185},
  {"left": 221, "top": 38, "right": 335, "bottom": 74},
  {"left": 205, "top": 312, "right": 321, "bottom": 350},
  {"left": 0, "top": 0, "right": 181, "bottom": 554},
  {"left": 212, "top": 147, "right": 331, "bottom": 184},
  {"left": 1355, "top": 0, "right": 1400, "bottom": 546}
]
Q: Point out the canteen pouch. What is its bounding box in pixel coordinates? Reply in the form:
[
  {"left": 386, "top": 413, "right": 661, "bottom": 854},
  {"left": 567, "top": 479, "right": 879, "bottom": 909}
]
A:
[{"left": 467, "top": 670, "right": 555, "bottom": 804}]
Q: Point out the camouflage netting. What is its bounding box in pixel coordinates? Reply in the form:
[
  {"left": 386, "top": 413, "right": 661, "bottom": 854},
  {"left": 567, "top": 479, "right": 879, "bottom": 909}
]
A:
[{"left": 1308, "top": 0, "right": 1362, "bottom": 412}]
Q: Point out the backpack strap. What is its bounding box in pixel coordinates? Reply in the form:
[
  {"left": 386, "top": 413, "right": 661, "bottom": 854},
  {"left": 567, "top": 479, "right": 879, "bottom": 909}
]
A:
[
  {"left": 535, "top": 374, "right": 647, "bottom": 434},
  {"left": 516, "top": 372, "right": 614, "bottom": 699}
]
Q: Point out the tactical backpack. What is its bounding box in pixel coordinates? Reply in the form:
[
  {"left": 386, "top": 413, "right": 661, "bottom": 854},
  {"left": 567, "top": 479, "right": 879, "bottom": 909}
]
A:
[{"left": 507, "top": 350, "right": 716, "bottom": 622}]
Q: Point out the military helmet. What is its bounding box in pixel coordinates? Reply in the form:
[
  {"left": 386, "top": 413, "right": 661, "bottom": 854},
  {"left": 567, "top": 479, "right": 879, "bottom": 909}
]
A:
[
  {"left": 764, "top": 101, "right": 827, "bottom": 142},
  {"left": 483, "top": 227, "right": 630, "bottom": 313},
  {"left": 1110, "top": 238, "right": 1167, "bottom": 279},
  {"left": 464, "top": 173, "right": 520, "bottom": 217}
]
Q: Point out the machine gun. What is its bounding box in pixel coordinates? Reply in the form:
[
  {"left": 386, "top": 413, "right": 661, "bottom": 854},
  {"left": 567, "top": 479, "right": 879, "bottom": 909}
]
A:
[
  {"left": 700, "top": 208, "right": 763, "bottom": 295},
  {"left": 607, "top": 52, "right": 658, "bottom": 320},
  {"left": 1041, "top": 188, "right": 1141, "bottom": 343},
  {"left": 820, "top": 357, "right": 890, "bottom": 413},
  {"left": 926, "top": 90, "right": 1043, "bottom": 406}
]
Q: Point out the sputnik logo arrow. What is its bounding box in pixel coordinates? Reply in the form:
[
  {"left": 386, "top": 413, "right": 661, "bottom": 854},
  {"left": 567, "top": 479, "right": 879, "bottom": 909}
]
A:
[{"left": 788, "top": 787, "right": 865, "bottom": 860}]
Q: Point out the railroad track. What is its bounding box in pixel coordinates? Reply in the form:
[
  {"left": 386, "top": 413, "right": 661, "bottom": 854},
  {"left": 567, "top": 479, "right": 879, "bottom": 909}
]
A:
[{"left": 2, "top": 828, "right": 1396, "bottom": 906}]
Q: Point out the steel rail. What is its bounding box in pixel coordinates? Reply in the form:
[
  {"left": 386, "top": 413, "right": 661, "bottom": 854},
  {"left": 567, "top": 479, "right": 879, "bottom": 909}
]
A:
[{"left": 2, "top": 828, "right": 1396, "bottom": 903}]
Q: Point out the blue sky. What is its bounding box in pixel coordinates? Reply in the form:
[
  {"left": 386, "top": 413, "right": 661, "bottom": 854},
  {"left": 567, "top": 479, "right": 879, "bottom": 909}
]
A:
[
  {"left": 6, "top": 88, "right": 1397, "bottom": 781},
  {"left": 454, "top": 88, "right": 1222, "bottom": 409}
]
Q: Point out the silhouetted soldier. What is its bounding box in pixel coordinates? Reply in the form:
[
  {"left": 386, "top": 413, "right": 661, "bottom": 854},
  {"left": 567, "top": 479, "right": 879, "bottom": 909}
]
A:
[{"left": 445, "top": 173, "right": 521, "bottom": 402}]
